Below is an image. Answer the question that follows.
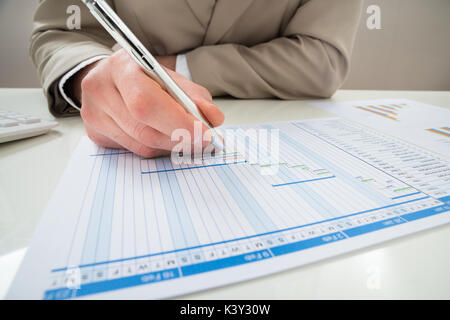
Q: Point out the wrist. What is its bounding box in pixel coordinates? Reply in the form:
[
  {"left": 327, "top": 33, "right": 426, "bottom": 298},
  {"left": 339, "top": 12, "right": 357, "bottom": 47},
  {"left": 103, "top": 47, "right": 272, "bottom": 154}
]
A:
[{"left": 67, "top": 59, "right": 104, "bottom": 103}]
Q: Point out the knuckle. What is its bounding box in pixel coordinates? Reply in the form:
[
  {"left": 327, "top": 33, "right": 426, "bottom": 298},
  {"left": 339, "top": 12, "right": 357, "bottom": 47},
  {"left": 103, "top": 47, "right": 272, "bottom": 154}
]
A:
[
  {"left": 110, "top": 51, "right": 139, "bottom": 75},
  {"left": 86, "top": 131, "right": 103, "bottom": 146},
  {"left": 80, "top": 105, "right": 101, "bottom": 128},
  {"left": 109, "top": 49, "right": 127, "bottom": 67},
  {"left": 132, "top": 123, "right": 147, "bottom": 142},
  {"left": 128, "top": 93, "right": 151, "bottom": 119},
  {"left": 80, "top": 73, "right": 99, "bottom": 94},
  {"left": 80, "top": 105, "right": 92, "bottom": 122},
  {"left": 129, "top": 102, "right": 146, "bottom": 120},
  {"left": 108, "top": 54, "right": 119, "bottom": 67},
  {"left": 124, "top": 61, "right": 141, "bottom": 75},
  {"left": 110, "top": 131, "right": 126, "bottom": 144}
]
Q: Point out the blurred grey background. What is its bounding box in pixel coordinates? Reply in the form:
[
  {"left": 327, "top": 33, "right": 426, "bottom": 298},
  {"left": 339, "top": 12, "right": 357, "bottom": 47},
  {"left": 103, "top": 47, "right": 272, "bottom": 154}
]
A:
[{"left": 0, "top": 0, "right": 449, "bottom": 90}]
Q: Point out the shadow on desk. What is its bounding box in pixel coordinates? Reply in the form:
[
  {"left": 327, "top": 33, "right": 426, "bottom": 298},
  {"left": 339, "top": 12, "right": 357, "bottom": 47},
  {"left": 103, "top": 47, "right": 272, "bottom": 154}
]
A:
[{"left": 0, "top": 129, "right": 63, "bottom": 158}]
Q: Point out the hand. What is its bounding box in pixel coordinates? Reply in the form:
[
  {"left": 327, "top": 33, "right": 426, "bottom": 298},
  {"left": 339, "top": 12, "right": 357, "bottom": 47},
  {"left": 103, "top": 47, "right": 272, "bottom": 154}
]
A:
[
  {"left": 154, "top": 55, "right": 176, "bottom": 71},
  {"left": 70, "top": 49, "right": 224, "bottom": 158}
]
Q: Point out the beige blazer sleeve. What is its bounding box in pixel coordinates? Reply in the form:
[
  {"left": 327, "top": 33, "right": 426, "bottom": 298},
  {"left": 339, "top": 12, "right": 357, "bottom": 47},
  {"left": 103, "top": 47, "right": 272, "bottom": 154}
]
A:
[
  {"left": 31, "top": 0, "right": 115, "bottom": 117},
  {"left": 187, "top": 0, "right": 363, "bottom": 99}
]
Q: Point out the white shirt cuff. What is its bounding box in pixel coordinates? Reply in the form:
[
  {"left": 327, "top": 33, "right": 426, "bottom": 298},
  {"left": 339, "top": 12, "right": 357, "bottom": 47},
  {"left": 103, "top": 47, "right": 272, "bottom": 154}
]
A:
[
  {"left": 58, "top": 55, "right": 109, "bottom": 111},
  {"left": 176, "top": 54, "right": 192, "bottom": 81}
]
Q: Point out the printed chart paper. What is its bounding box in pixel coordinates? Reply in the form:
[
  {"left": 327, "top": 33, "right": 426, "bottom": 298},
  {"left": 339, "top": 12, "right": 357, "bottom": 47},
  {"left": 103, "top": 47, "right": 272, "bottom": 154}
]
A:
[
  {"left": 310, "top": 99, "right": 450, "bottom": 158},
  {"left": 7, "top": 118, "right": 450, "bottom": 299}
]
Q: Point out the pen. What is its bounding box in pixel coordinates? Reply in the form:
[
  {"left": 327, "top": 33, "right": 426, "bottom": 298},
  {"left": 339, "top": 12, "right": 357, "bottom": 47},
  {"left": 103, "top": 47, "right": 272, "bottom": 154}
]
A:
[{"left": 81, "top": 0, "right": 224, "bottom": 151}]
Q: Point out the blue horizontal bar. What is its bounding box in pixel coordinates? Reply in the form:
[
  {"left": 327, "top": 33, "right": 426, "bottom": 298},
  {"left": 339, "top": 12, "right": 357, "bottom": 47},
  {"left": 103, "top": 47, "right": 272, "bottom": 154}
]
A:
[
  {"left": 51, "top": 196, "right": 431, "bottom": 273},
  {"left": 44, "top": 204, "right": 450, "bottom": 299},
  {"left": 141, "top": 161, "right": 247, "bottom": 174},
  {"left": 270, "top": 232, "right": 346, "bottom": 256},
  {"left": 90, "top": 151, "right": 132, "bottom": 157},
  {"left": 272, "top": 176, "right": 336, "bottom": 187},
  {"left": 181, "top": 250, "right": 272, "bottom": 277},
  {"left": 43, "top": 268, "right": 180, "bottom": 300},
  {"left": 400, "top": 204, "right": 450, "bottom": 222},
  {"left": 343, "top": 203, "right": 450, "bottom": 238},
  {"left": 343, "top": 217, "right": 407, "bottom": 237},
  {"left": 438, "top": 195, "right": 450, "bottom": 205},
  {"left": 391, "top": 191, "right": 421, "bottom": 200}
]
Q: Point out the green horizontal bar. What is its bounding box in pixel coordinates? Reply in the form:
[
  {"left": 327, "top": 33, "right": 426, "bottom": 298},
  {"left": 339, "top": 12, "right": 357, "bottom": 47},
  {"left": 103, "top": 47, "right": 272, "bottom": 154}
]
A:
[{"left": 394, "top": 186, "right": 413, "bottom": 193}]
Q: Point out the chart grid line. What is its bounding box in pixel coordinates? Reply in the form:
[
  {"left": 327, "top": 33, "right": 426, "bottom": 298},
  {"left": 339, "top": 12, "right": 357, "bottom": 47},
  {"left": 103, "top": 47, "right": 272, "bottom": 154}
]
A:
[{"left": 51, "top": 195, "right": 430, "bottom": 272}]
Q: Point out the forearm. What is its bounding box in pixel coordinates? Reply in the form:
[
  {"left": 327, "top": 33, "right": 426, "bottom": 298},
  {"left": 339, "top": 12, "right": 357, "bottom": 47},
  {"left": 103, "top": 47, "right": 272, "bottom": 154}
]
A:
[
  {"left": 187, "top": 36, "right": 350, "bottom": 99},
  {"left": 186, "top": 0, "right": 363, "bottom": 99}
]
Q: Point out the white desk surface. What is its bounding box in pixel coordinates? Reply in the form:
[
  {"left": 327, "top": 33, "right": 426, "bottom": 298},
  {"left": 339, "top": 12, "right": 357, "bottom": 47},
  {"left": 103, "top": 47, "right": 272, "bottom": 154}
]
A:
[{"left": 1, "top": 88, "right": 449, "bottom": 299}]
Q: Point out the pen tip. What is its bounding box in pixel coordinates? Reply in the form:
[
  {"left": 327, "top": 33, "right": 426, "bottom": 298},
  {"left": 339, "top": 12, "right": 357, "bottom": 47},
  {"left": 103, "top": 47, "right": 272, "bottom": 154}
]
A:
[{"left": 212, "top": 135, "right": 225, "bottom": 152}]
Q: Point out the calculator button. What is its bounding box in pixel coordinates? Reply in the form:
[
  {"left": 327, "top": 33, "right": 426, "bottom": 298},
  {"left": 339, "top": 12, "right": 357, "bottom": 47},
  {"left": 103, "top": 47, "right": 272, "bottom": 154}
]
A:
[{"left": 0, "top": 119, "right": 19, "bottom": 127}]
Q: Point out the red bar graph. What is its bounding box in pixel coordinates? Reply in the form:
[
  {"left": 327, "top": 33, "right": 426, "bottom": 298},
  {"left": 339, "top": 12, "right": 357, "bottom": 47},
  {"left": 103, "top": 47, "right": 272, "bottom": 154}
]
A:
[{"left": 355, "top": 106, "right": 399, "bottom": 121}]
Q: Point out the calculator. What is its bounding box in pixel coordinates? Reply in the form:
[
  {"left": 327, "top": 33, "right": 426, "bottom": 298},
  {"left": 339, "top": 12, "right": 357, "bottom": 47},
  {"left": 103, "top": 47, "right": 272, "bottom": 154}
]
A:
[{"left": 0, "top": 109, "right": 58, "bottom": 143}]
